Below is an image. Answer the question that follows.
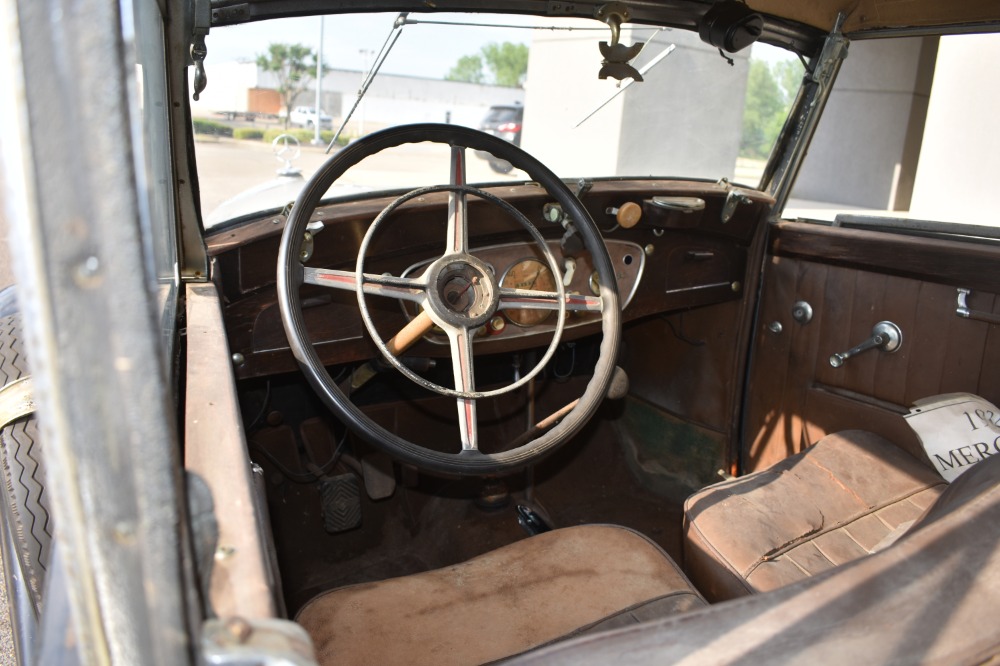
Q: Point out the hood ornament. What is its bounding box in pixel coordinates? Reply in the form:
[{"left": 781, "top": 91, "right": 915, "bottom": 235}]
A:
[{"left": 272, "top": 134, "right": 303, "bottom": 178}]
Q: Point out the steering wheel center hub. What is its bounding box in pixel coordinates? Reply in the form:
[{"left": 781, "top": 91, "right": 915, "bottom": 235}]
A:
[{"left": 426, "top": 254, "right": 498, "bottom": 328}]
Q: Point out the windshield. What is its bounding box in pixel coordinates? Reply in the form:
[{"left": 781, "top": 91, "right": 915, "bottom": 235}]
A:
[{"left": 194, "top": 12, "right": 802, "bottom": 228}]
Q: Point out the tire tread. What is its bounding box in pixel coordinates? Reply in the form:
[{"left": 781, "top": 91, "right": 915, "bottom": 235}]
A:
[{"left": 0, "top": 315, "right": 51, "bottom": 608}]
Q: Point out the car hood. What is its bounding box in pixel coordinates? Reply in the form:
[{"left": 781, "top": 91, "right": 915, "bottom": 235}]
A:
[{"left": 204, "top": 174, "right": 371, "bottom": 229}]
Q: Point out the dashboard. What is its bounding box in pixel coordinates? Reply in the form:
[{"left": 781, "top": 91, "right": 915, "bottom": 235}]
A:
[{"left": 207, "top": 179, "right": 771, "bottom": 380}]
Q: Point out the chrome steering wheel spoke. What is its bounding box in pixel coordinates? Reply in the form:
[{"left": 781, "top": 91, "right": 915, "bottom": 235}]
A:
[
  {"left": 304, "top": 266, "right": 427, "bottom": 304},
  {"left": 446, "top": 146, "right": 469, "bottom": 255},
  {"left": 447, "top": 326, "right": 479, "bottom": 451},
  {"left": 498, "top": 287, "right": 602, "bottom": 313}
]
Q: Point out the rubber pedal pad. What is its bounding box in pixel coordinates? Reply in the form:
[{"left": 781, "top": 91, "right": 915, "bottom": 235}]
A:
[{"left": 318, "top": 473, "right": 362, "bottom": 534}]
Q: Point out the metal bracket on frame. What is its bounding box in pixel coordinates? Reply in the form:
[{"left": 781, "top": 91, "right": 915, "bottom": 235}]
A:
[
  {"left": 191, "top": 0, "right": 211, "bottom": 99},
  {"left": 956, "top": 288, "right": 1000, "bottom": 325},
  {"left": 201, "top": 617, "right": 318, "bottom": 666},
  {"left": 761, "top": 12, "right": 849, "bottom": 213},
  {"left": 0, "top": 377, "right": 35, "bottom": 429}
]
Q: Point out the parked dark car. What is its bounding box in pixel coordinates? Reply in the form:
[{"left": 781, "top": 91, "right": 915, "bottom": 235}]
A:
[
  {"left": 1, "top": 0, "right": 999, "bottom": 664},
  {"left": 476, "top": 103, "right": 523, "bottom": 173}
]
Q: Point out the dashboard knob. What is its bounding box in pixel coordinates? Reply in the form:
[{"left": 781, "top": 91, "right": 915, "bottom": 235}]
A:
[{"left": 616, "top": 201, "right": 642, "bottom": 228}]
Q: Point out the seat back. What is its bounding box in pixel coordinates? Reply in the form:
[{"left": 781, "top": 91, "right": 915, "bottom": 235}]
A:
[
  {"left": 683, "top": 431, "right": 946, "bottom": 600},
  {"left": 513, "top": 453, "right": 1000, "bottom": 664}
]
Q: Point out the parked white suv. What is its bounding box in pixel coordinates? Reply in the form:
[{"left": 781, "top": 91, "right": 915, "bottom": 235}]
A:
[{"left": 288, "top": 106, "right": 333, "bottom": 129}]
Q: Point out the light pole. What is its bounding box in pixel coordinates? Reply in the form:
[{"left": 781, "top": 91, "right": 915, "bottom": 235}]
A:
[
  {"left": 359, "top": 49, "right": 373, "bottom": 137},
  {"left": 313, "top": 16, "right": 325, "bottom": 146}
]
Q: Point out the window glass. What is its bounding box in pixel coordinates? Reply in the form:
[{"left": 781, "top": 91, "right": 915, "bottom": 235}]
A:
[
  {"left": 122, "top": 0, "right": 180, "bottom": 367},
  {"left": 785, "top": 33, "right": 1000, "bottom": 230},
  {"left": 737, "top": 42, "right": 804, "bottom": 186}
]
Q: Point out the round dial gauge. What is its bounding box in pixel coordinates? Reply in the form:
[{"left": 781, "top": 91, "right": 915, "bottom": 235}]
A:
[{"left": 501, "top": 258, "right": 557, "bottom": 327}]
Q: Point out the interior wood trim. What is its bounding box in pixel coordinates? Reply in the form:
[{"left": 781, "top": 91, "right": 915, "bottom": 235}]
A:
[
  {"left": 771, "top": 221, "right": 1000, "bottom": 293},
  {"left": 185, "top": 283, "right": 277, "bottom": 619},
  {"left": 810, "top": 383, "right": 909, "bottom": 416}
]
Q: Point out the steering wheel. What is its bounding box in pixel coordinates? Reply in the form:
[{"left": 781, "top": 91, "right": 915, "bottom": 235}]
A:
[{"left": 277, "top": 124, "right": 620, "bottom": 476}]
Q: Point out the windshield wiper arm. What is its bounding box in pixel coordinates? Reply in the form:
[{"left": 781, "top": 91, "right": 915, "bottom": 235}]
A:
[
  {"left": 327, "top": 12, "right": 408, "bottom": 152},
  {"left": 575, "top": 42, "right": 676, "bottom": 128}
]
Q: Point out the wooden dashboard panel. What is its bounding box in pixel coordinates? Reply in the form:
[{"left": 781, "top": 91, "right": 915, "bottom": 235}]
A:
[{"left": 207, "top": 180, "right": 770, "bottom": 379}]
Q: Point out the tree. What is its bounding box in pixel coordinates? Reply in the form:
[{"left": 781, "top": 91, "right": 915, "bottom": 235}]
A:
[
  {"left": 446, "top": 42, "right": 529, "bottom": 88},
  {"left": 482, "top": 42, "right": 529, "bottom": 87},
  {"left": 740, "top": 59, "right": 793, "bottom": 159},
  {"left": 446, "top": 55, "right": 485, "bottom": 84},
  {"left": 257, "top": 43, "right": 321, "bottom": 128},
  {"left": 772, "top": 59, "right": 803, "bottom": 106}
]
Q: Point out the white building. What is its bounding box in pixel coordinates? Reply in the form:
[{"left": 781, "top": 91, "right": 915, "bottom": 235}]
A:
[{"left": 190, "top": 62, "right": 524, "bottom": 134}]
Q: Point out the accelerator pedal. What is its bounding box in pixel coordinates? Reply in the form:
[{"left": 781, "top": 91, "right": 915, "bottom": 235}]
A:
[{"left": 361, "top": 453, "right": 396, "bottom": 500}]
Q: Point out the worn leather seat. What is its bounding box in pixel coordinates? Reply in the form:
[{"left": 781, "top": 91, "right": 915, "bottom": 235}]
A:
[
  {"left": 296, "top": 524, "right": 705, "bottom": 665},
  {"left": 511, "top": 453, "right": 1000, "bottom": 664},
  {"left": 683, "top": 430, "right": 947, "bottom": 601}
]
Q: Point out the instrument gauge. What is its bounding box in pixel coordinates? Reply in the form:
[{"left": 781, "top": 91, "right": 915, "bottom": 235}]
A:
[{"left": 500, "top": 258, "right": 556, "bottom": 327}]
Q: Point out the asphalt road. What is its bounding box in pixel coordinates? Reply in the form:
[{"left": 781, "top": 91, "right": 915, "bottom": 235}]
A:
[{"left": 195, "top": 135, "right": 522, "bottom": 220}]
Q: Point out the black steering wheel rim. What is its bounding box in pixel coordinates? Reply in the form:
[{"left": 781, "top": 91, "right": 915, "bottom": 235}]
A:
[{"left": 277, "top": 123, "right": 621, "bottom": 476}]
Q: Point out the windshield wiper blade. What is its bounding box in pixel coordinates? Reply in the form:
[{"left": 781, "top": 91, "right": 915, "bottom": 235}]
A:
[{"left": 327, "top": 12, "right": 408, "bottom": 152}]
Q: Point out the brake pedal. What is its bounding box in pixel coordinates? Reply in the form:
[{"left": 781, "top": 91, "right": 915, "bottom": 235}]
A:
[
  {"left": 361, "top": 452, "right": 396, "bottom": 500},
  {"left": 319, "top": 473, "right": 362, "bottom": 534}
]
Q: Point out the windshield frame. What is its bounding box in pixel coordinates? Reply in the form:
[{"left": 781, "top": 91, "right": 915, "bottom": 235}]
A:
[{"left": 193, "top": 8, "right": 818, "bottom": 231}]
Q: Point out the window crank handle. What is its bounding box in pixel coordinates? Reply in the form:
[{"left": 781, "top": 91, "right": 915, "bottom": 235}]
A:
[{"left": 829, "top": 321, "right": 902, "bottom": 368}]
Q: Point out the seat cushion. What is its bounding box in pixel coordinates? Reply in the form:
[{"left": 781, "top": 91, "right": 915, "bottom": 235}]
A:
[
  {"left": 296, "top": 524, "right": 705, "bottom": 665},
  {"left": 683, "top": 430, "right": 946, "bottom": 601}
]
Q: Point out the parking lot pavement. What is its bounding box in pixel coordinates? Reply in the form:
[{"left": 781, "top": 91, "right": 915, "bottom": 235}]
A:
[{"left": 194, "top": 136, "right": 522, "bottom": 219}]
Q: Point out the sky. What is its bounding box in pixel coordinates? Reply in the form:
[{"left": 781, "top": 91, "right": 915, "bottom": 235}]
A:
[
  {"left": 207, "top": 11, "right": 794, "bottom": 83},
  {"left": 206, "top": 13, "right": 538, "bottom": 79}
]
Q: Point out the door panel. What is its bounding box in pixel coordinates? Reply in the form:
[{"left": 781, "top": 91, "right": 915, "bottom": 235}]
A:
[{"left": 744, "top": 222, "right": 1000, "bottom": 473}]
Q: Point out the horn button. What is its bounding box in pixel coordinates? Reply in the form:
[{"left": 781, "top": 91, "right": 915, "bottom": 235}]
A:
[{"left": 426, "top": 254, "right": 499, "bottom": 329}]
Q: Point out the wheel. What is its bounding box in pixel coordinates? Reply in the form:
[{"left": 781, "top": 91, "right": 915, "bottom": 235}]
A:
[
  {"left": 0, "top": 314, "right": 51, "bottom": 614},
  {"left": 488, "top": 159, "right": 514, "bottom": 174},
  {"left": 277, "top": 124, "right": 621, "bottom": 476}
]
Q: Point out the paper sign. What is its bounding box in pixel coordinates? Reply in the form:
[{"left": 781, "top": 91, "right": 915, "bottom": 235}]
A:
[{"left": 904, "top": 393, "right": 1000, "bottom": 482}]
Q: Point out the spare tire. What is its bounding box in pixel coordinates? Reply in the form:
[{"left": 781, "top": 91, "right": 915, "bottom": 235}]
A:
[{"left": 0, "top": 314, "right": 51, "bottom": 613}]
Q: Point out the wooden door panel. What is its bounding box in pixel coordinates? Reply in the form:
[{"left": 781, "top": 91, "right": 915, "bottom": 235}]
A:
[{"left": 745, "top": 225, "right": 1000, "bottom": 473}]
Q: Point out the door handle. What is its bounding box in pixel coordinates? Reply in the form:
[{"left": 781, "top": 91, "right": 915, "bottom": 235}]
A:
[{"left": 829, "top": 321, "right": 902, "bottom": 368}]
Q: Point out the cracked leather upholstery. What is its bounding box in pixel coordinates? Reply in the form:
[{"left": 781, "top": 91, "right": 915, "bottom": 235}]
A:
[
  {"left": 296, "top": 524, "right": 705, "bottom": 665},
  {"left": 683, "top": 430, "right": 946, "bottom": 601}
]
